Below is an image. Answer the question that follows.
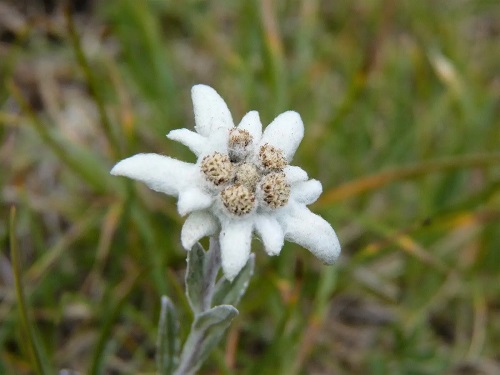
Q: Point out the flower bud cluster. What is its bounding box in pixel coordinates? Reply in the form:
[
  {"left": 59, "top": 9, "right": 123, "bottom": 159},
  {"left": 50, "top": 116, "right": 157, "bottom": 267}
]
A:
[{"left": 200, "top": 128, "right": 291, "bottom": 216}]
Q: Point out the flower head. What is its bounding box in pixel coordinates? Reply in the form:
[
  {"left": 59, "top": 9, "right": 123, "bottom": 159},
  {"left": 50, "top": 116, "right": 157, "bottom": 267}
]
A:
[{"left": 111, "top": 85, "right": 341, "bottom": 281}]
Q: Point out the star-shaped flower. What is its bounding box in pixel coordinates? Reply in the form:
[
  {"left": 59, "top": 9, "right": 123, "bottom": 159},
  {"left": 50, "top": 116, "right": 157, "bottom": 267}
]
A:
[{"left": 111, "top": 85, "right": 341, "bottom": 281}]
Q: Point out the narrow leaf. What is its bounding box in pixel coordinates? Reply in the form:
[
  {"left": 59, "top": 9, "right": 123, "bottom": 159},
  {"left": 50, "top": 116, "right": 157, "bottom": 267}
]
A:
[
  {"left": 157, "top": 296, "right": 180, "bottom": 375},
  {"left": 185, "top": 242, "right": 220, "bottom": 314},
  {"left": 174, "top": 305, "right": 238, "bottom": 375},
  {"left": 212, "top": 254, "right": 254, "bottom": 307}
]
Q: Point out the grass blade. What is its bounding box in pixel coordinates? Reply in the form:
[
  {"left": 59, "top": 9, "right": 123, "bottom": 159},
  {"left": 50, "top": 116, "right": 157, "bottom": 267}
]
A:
[
  {"left": 65, "top": 5, "right": 121, "bottom": 158},
  {"left": 8, "top": 81, "right": 117, "bottom": 193},
  {"left": 9, "top": 207, "right": 52, "bottom": 375},
  {"left": 88, "top": 269, "right": 142, "bottom": 375},
  {"left": 319, "top": 153, "right": 500, "bottom": 205}
]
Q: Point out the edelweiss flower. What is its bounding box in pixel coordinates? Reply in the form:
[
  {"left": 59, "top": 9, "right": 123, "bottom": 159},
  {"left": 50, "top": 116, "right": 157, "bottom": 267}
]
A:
[{"left": 111, "top": 85, "right": 341, "bottom": 280}]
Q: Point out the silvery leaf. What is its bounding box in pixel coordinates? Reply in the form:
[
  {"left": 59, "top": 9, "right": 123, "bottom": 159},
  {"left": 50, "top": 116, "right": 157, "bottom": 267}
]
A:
[
  {"left": 157, "top": 296, "right": 180, "bottom": 375},
  {"left": 212, "top": 253, "right": 254, "bottom": 307},
  {"left": 174, "top": 305, "right": 238, "bottom": 375},
  {"left": 185, "top": 242, "right": 219, "bottom": 314}
]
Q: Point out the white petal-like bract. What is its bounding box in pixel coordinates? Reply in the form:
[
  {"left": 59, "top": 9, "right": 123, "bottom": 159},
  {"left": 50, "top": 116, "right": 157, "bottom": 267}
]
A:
[
  {"left": 177, "top": 188, "right": 213, "bottom": 216},
  {"left": 181, "top": 211, "right": 219, "bottom": 250},
  {"left": 260, "top": 111, "right": 304, "bottom": 162},
  {"left": 111, "top": 153, "right": 194, "bottom": 196},
  {"left": 167, "top": 128, "right": 206, "bottom": 156},
  {"left": 220, "top": 219, "right": 253, "bottom": 281},
  {"left": 284, "top": 165, "right": 308, "bottom": 184},
  {"left": 279, "top": 205, "right": 341, "bottom": 265},
  {"left": 291, "top": 179, "right": 323, "bottom": 205},
  {"left": 192, "top": 84, "right": 234, "bottom": 136},
  {"left": 238, "top": 111, "right": 262, "bottom": 141},
  {"left": 254, "top": 215, "right": 284, "bottom": 256}
]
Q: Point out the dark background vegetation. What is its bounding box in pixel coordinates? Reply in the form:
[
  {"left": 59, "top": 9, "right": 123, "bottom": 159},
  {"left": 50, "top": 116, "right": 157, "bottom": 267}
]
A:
[{"left": 1, "top": 0, "right": 500, "bottom": 374}]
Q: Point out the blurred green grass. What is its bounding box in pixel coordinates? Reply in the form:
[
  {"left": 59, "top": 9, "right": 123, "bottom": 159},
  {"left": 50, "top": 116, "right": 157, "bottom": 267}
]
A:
[{"left": 1, "top": 0, "right": 500, "bottom": 374}]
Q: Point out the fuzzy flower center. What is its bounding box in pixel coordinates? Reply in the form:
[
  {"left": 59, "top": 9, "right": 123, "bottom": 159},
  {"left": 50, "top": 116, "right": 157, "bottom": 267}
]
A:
[
  {"left": 201, "top": 128, "right": 291, "bottom": 216},
  {"left": 260, "top": 172, "right": 290, "bottom": 208},
  {"left": 221, "top": 184, "right": 255, "bottom": 215},
  {"left": 234, "top": 163, "right": 260, "bottom": 191},
  {"left": 228, "top": 128, "right": 252, "bottom": 162},
  {"left": 200, "top": 152, "right": 233, "bottom": 185},
  {"left": 259, "top": 144, "right": 287, "bottom": 171}
]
